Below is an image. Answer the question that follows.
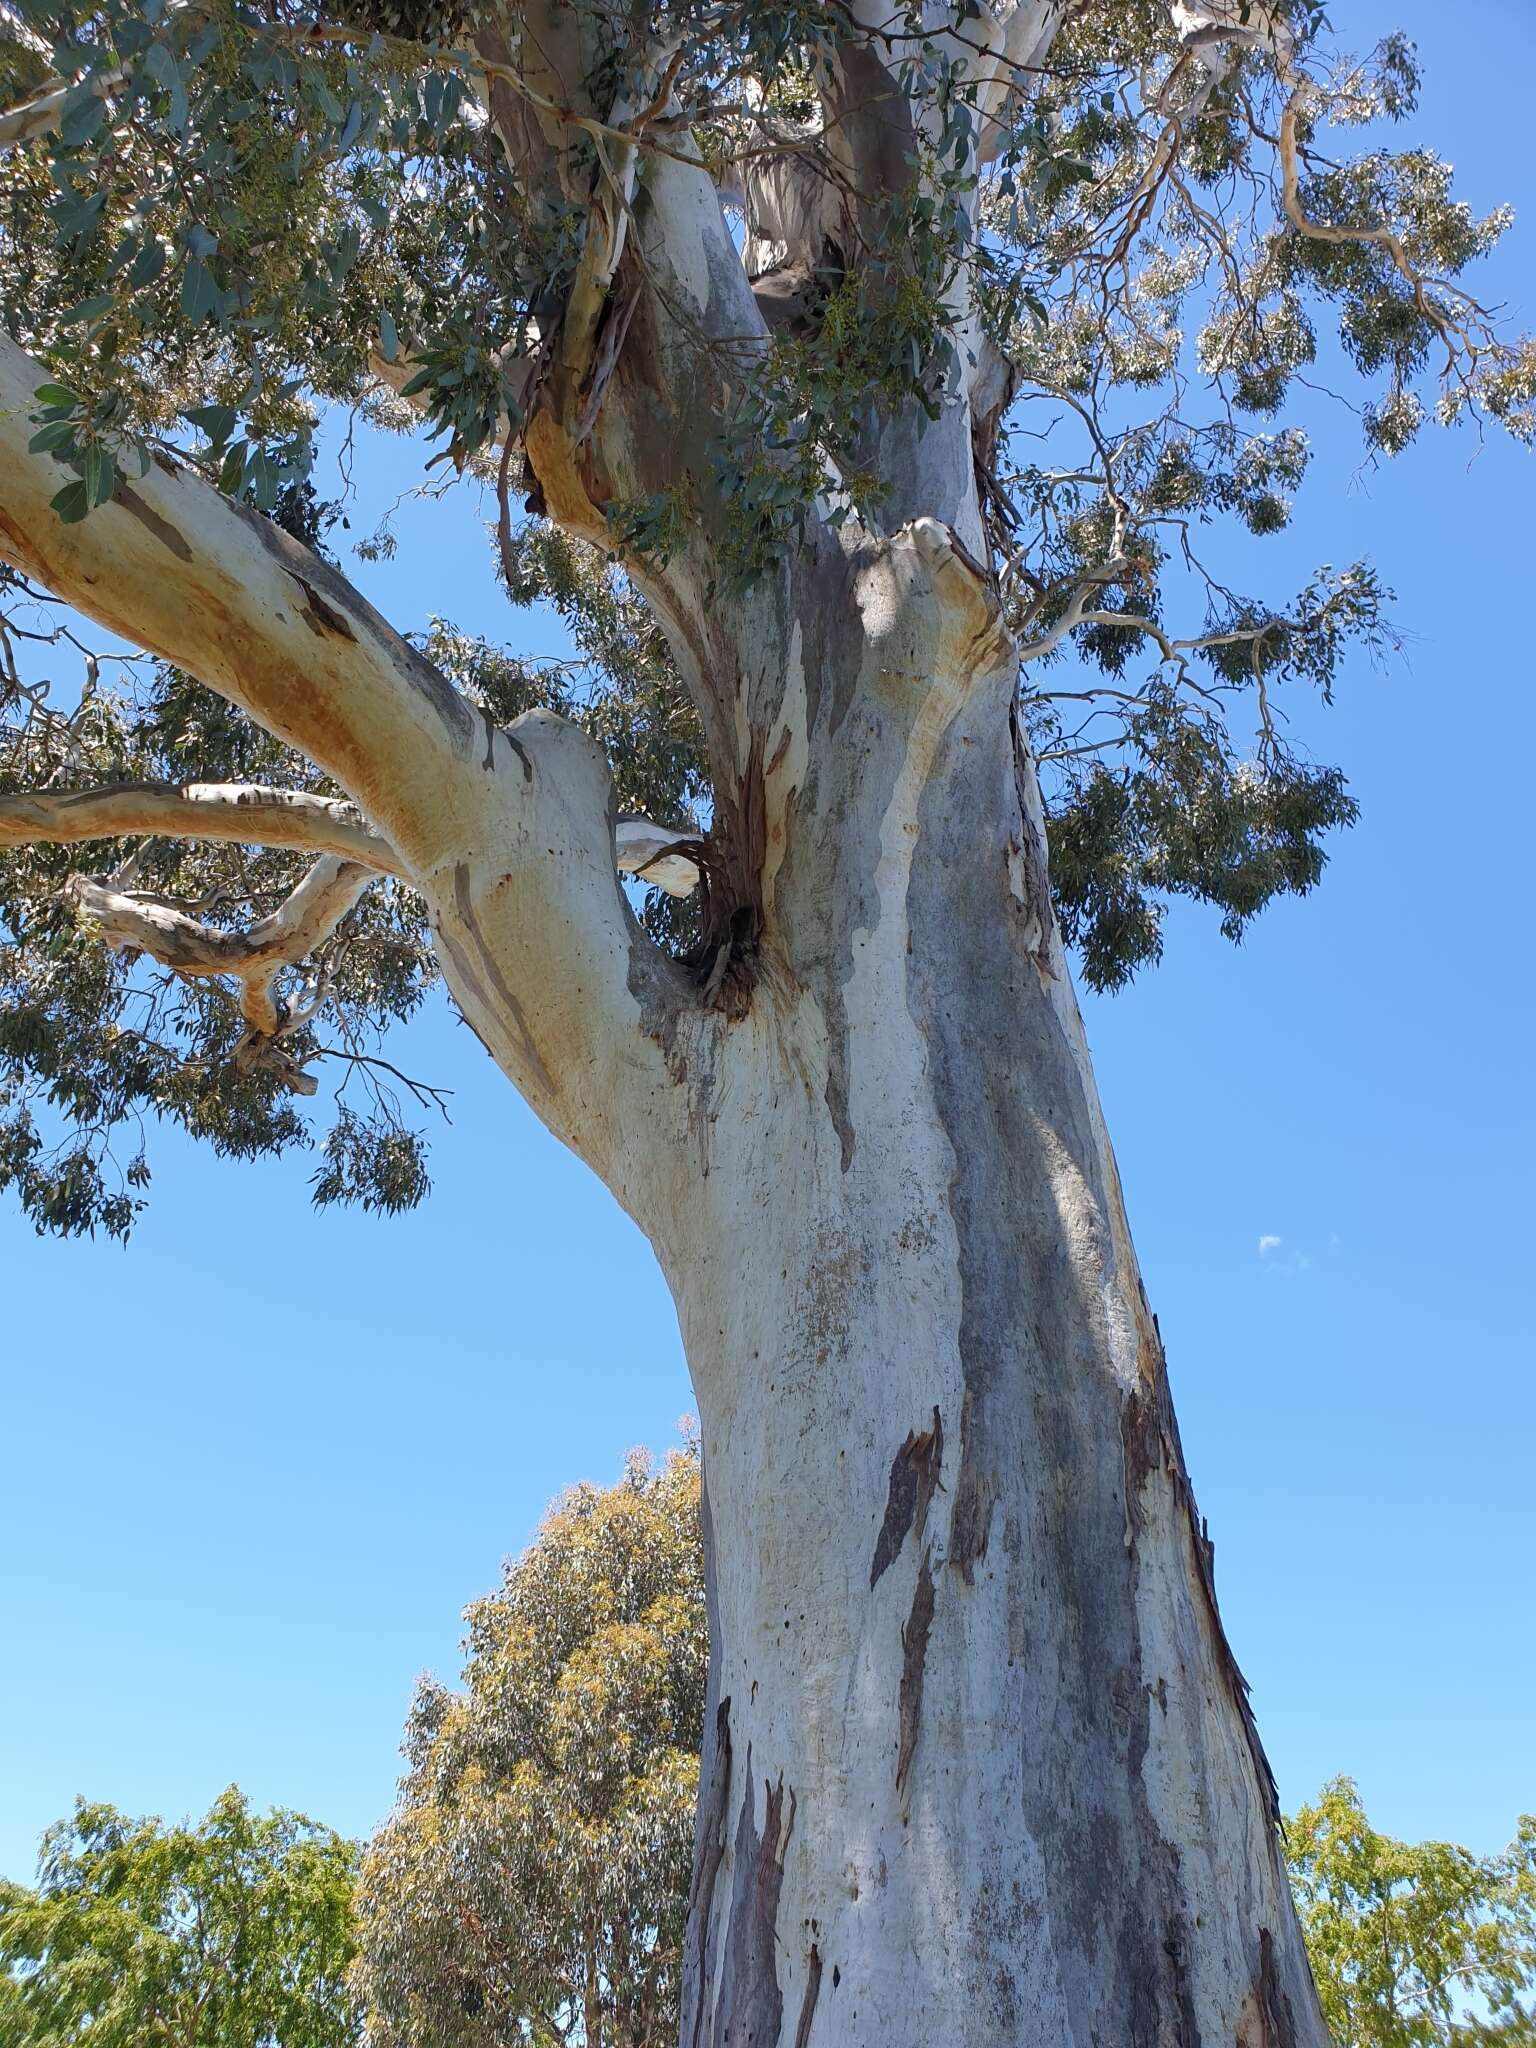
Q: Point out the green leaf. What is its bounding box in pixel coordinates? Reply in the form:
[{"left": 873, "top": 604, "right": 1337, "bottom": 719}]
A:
[
  {"left": 127, "top": 238, "right": 166, "bottom": 287},
  {"left": 58, "top": 84, "right": 105, "bottom": 148},
  {"left": 185, "top": 404, "right": 238, "bottom": 448},
  {"left": 59, "top": 294, "right": 114, "bottom": 327},
  {"left": 140, "top": 42, "right": 188, "bottom": 133},
  {"left": 244, "top": 447, "right": 277, "bottom": 509},
  {"left": 378, "top": 308, "right": 399, "bottom": 363},
  {"left": 49, "top": 480, "right": 90, "bottom": 524},
  {"left": 179, "top": 259, "right": 220, "bottom": 324},
  {"left": 81, "top": 444, "right": 117, "bottom": 508},
  {"left": 33, "top": 384, "right": 78, "bottom": 408},
  {"left": 218, "top": 440, "right": 248, "bottom": 495},
  {"left": 28, "top": 422, "right": 77, "bottom": 455}
]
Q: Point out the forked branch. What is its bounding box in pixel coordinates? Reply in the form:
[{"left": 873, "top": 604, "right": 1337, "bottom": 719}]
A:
[{"left": 70, "top": 853, "right": 376, "bottom": 1094}]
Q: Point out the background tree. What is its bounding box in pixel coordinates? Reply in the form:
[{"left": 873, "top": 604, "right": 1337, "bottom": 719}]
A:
[
  {"left": 356, "top": 1442, "right": 706, "bottom": 2048},
  {"left": 0, "top": 1785, "right": 361, "bottom": 2047},
  {"left": 1287, "top": 1778, "right": 1536, "bottom": 2047},
  {"left": 1, "top": 0, "right": 1533, "bottom": 2037}
]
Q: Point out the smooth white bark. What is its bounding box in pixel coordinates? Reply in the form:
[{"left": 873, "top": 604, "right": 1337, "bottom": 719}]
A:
[
  {"left": 0, "top": 781, "right": 403, "bottom": 872},
  {"left": 650, "top": 560, "right": 1322, "bottom": 2046},
  {"left": 0, "top": 330, "right": 692, "bottom": 1174}
]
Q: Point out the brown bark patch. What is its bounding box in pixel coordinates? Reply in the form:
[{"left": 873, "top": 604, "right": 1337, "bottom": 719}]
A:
[
  {"left": 870, "top": 1406, "right": 944, "bottom": 1587},
  {"left": 1237, "top": 1928, "right": 1301, "bottom": 2048},
  {"left": 709, "top": 1764, "right": 796, "bottom": 2048},
  {"left": 114, "top": 485, "right": 193, "bottom": 561},
  {"left": 896, "top": 1554, "right": 936, "bottom": 1797},
  {"left": 792, "top": 1942, "right": 822, "bottom": 2048},
  {"left": 947, "top": 1388, "right": 997, "bottom": 1584},
  {"left": 288, "top": 571, "right": 357, "bottom": 642},
  {"left": 1252, "top": 1926, "right": 1300, "bottom": 2048},
  {"left": 1120, "top": 1313, "right": 1281, "bottom": 1829}
]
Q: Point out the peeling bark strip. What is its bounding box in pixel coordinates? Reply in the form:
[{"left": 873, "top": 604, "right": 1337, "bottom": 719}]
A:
[
  {"left": 683, "top": 1698, "right": 733, "bottom": 2048},
  {"left": 709, "top": 1767, "right": 796, "bottom": 2048},
  {"left": 896, "top": 1555, "right": 936, "bottom": 1795},
  {"left": 1120, "top": 1319, "right": 1281, "bottom": 1827},
  {"left": 870, "top": 1407, "right": 944, "bottom": 1587},
  {"left": 792, "top": 1942, "right": 822, "bottom": 2048}
]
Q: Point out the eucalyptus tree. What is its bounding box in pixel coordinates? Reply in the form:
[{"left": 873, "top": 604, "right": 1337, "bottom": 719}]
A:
[
  {"left": 0, "top": 0, "right": 1531, "bottom": 2038},
  {"left": 357, "top": 1443, "right": 706, "bottom": 2048}
]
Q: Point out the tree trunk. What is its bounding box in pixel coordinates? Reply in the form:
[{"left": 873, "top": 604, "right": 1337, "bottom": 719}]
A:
[{"left": 624, "top": 537, "right": 1329, "bottom": 2048}]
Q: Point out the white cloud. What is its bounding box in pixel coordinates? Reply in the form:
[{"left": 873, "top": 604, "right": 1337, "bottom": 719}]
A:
[{"left": 1258, "top": 1234, "right": 1282, "bottom": 1255}]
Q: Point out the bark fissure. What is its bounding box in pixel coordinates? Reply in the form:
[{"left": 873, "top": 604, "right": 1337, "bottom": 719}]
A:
[{"left": 895, "top": 1555, "right": 935, "bottom": 1797}]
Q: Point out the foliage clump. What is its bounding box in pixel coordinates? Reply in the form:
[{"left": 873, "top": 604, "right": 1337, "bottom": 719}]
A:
[
  {"left": 0, "top": 1787, "right": 362, "bottom": 2048},
  {"left": 1288, "top": 1777, "right": 1536, "bottom": 2046},
  {"left": 355, "top": 1440, "right": 707, "bottom": 2048}
]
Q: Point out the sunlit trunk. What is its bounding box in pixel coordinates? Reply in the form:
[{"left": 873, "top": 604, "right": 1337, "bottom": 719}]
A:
[{"left": 646, "top": 557, "right": 1327, "bottom": 2046}]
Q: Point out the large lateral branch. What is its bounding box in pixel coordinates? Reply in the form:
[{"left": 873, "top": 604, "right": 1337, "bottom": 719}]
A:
[
  {"left": 0, "top": 332, "right": 476, "bottom": 871},
  {"left": 0, "top": 781, "right": 404, "bottom": 873}
]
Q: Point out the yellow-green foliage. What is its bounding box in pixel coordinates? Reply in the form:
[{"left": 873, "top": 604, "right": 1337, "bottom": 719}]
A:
[
  {"left": 356, "top": 1441, "right": 706, "bottom": 2048},
  {"left": 0, "top": 1787, "right": 361, "bottom": 2048},
  {"left": 1286, "top": 1778, "right": 1536, "bottom": 2046}
]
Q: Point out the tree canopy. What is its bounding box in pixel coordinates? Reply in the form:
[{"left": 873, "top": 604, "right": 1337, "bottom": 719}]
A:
[
  {"left": 1288, "top": 1777, "right": 1536, "bottom": 2048},
  {"left": 0, "top": 1785, "right": 362, "bottom": 2047},
  {"left": 2, "top": 0, "right": 1531, "bottom": 1235},
  {"left": 355, "top": 1439, "right": 706, "bottom": 2048}
]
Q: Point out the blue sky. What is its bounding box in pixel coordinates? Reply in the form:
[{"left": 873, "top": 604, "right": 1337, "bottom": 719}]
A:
[{"left": 2, "top": 0, "right": 1532, "bottom": 1884}]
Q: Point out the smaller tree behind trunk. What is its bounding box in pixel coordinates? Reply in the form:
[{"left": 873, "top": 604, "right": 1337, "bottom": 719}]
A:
[{"left": 356, "top": 1442, "right": 706, "bottom": 2048}]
